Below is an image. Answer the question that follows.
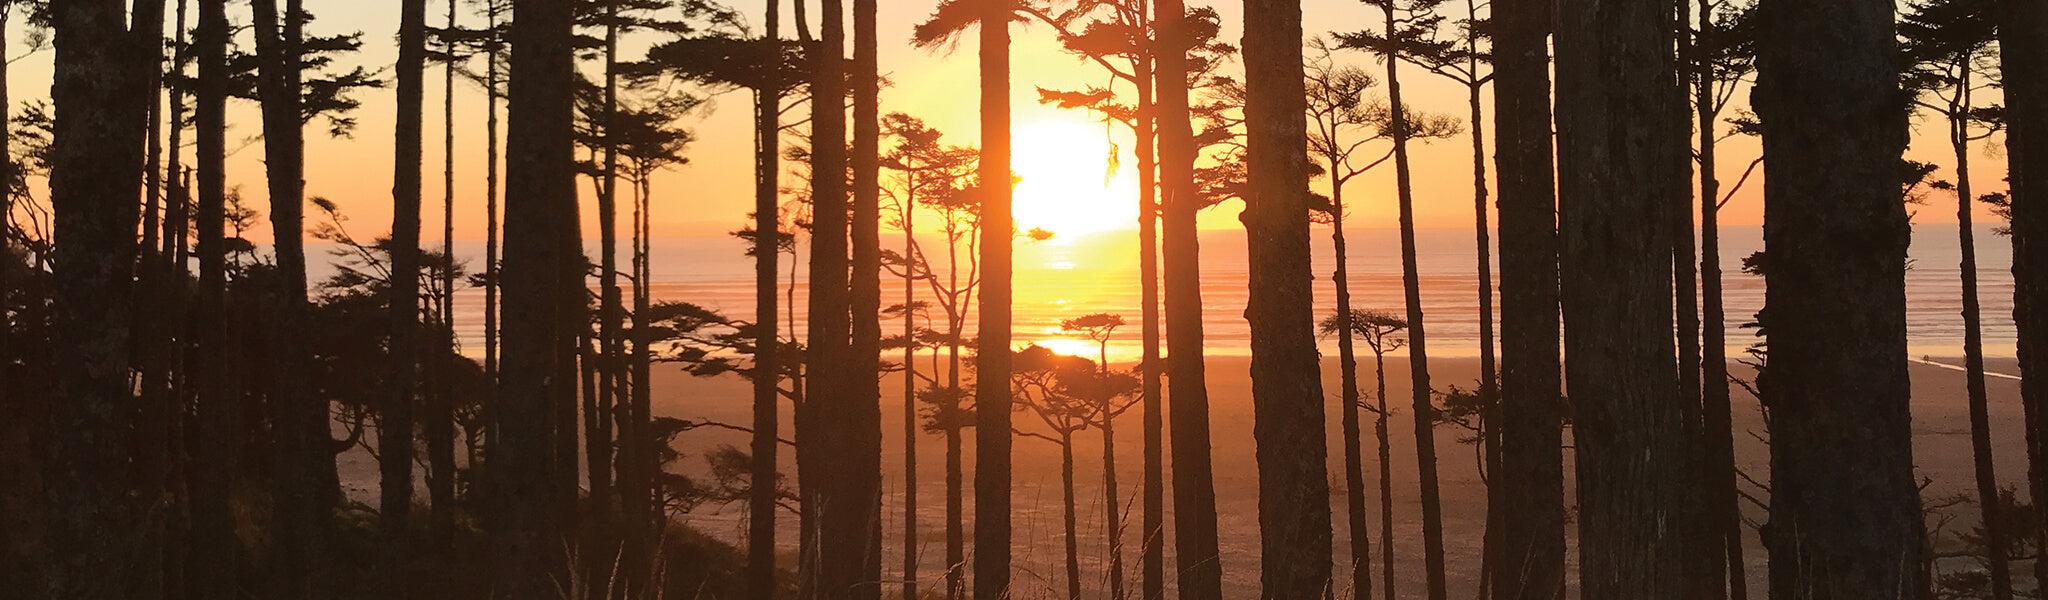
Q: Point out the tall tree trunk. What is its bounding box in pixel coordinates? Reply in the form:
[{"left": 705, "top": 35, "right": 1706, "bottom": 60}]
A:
[
  {"left": 1242, "top": 0, "right": 1331, "bottom": 596},
  {"left": 1333, "top": 184, "right": 1370, "bottom": 600},
  {"left": 973, "top": 0, "right": 1014, "bottom": 592},
  {"left": 1102, "top": 400, "right": 1125, "bottom": 600},
  {"left": 190, "top": 0, "right": 237, "bottom": 597},
  {"left": 593, "top": 0, "right": 623, "bottom": 584},
  {"left": 902, "top": 183, "right": 920, "bottom": 600},
  {"left": 1378, "top": 4, "right": 1447, "bottom": 597},
  {"left": 1372, "top": 344, "right": 1395, "bottom": 600},
  {"left": 1672, "top": 5, "right": 1715, "bottom": 598},
  {"left": 1157, "top": 0, "right": 1224, "bottom": 595},
  {"left": 483, "top": 0, "right": 502, "bottom": 462},
  {"left": 848, "top": 0, "right": 886, "bottom": 594},
  {"left": 430, "top": 0, "right": 459, "bottom": 556},
  {"left": 1754, "top": 0, "right": 1919, "bottom": 596},
  {"left": 1063, "top": 434, "right": 1082, "bottom": 600},
  {"left": 384, "top": 0, "right": 427, "bottom": 590},
  {"left": 1489, "top": 0, "right": 1564, "bottom": 595},
  {"left": 630, "top": 157, "right": 654, "bottom": 594},
  {"left": 2002, "top": 0, "right": 2048, "bottom": 591},
  {"left": 1465, "top": 10, "right": 1503, "bottom": 593},
  {"left": 1136, "top": 38, "right": 1166, "bottom": 600},
  {"left": 1951, "top": 70, "right": 2013, "bottom": 599},
  {"left": 45, "top": 0, "right": 151, "bottom": 594},
  {"left": 1556, "top": 0, "right": 1689, "bottom": 594},
  {"left": 1693, "top": 0, "right": 1745, "bottom": 595},
  {"left": 804, "top": 0, "right": 856, "bottom": 592},
  {"left": 251, "top": 0, "right": 327, "bottom": 590},
  {"left": 749, "top": 0, "right": 782, "bottom": 596},
  {"left": 496, "top": 0, "right": 576, "bottom": 593}
]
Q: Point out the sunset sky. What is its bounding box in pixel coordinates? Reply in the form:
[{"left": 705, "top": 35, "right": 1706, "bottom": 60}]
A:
[{"left": 3, "top": 0, "right": 2003, "bottom": 243}]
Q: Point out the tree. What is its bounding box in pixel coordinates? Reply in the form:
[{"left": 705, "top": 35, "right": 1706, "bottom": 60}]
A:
[
  {"left": 976, "top": 0, "right": 1015, "bottom": 595},
  {"left": 1996, "top": 0, "right": 2048, "bottom": 590},
  {"left": 1336, "top": 0, "right": 1454, "bottom": 594},
  {"left": 850, "top": 0, "right": 887, "bottom": 595},
  {"left": 43, "top": 0, "right": 152, "bottom": 595},
  {"left": 496, "top": 0, "right": 578, "bottom": 595},
  {"left": 1012, "top": 345, "right": 1135, "bottom": 600},
  {"left": 192, "top": 0, "right": 237, "bottom": 597},
  {"left": 1555, "top": 0, "right": 1692, "bottom": 594},
  {"left": 1489, "top": 0, "right": 1564, "bottom": 593},
  {"left": 382, "top": 0, "right": 427, "bottom": 589},
  {"left": 1061, "top": 312, "right": 1131, "bottom": 600},
  {"left": 749, "top": 0, "right": 782, "bottom": 598},
  {"left": 1242, "top": 0, "right": 1331, "bottom": 595},
  {"left": 1901, "top": 2, "right": 2010, "bottom": 596},
  {"left": 1754, "top": 0, "right": 1920, "bottom": 595},
  {"left": 1324, "top": 309, "right": 1407, "bottom": 600}
]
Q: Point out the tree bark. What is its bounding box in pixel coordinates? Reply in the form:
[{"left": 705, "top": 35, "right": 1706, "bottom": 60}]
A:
[
  {"left": 1694, "top": 0, "right": 1746, "bottom": 595},
  {"left": 1378, "top": 3, "right": 1447, "bottom": 597},
  {"left": 1136, "top": 37, "right": 1166, "bottom": 600},
  {"left": 1754, "top": 0, "right": 1919, "bottom": 596},
  {"left": 1157, "top": 0, "right": 1224, "bottom": 596},
  {"left": 1950, "top": 71, "right": 2013, "bottom": 599},
  {"left": 2002, "top": 0, "right": 2048, "bottom": 591},
  {"left": 383, "top": 0, "right": 427, "bottom": 589},
  {"left": 496, "top": 0, "right": 576, "bottom": 593},
  {"left": 749, "top": 0, "right": 782, "bottom": 596},
  {"left": 849, "top": 0, "right": 886, "bottom": 594},
  {"left": 44, "top": 0, "right": 151, "bottom": 595},
  {"left": 191, "top": 0, "right": 236, "bottom": 597},
  {"left": 974, "top": 0, "right": 1014, "bottom": 592},
  {"left": 1242, "top": 0, "right": 1332, "bottom": 596},
  {"left": 1555, "top": 0, "right": 1689, "bottom": 594},
  {"left": 1489, "top": 0, "right": 1564, "bottom": 595}
]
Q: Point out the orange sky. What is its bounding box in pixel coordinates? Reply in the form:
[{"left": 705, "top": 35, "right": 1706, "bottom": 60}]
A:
[{"left": 2, "top": 0, "right": 2009, "bottom": 243}]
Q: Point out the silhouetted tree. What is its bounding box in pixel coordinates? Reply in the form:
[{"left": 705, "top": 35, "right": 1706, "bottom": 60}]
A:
[
  {"left": 1902, "top": 2, "right": 2011, "bottom": 596},
  {"left": 2001, "top": 0, "right": 2048, "bottom": 588},
  {"left": 976, "top": 0, "right": 1015, "bottom": 595},
  {"left": 1490, "top": 0, "right": 1564, "bottom": 594},
  {"left": 1754, "top": 0, "right": 1921, "bottom": 595},
  {"left": 750, "top": 0, "right": 782, "bottom": 597},
  {"left": 1061, "top": 312, "right": 1131, "bottom": 600},
  {"left": 1323, "top": 308, "right": 1408, "bottom": 600},
  {"left": 381, "top": 0, "right": 426, "bottom": 589}
]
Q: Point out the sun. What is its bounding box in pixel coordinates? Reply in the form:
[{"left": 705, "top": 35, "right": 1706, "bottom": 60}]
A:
[{"left": 1009, "top": 118, "right": 1139, "bottom": 238}]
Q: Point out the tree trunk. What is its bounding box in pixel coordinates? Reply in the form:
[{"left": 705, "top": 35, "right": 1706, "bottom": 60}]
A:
[
  {"left": 902, "top": 184, "right": 920, "bottom": 600},
  {"left": 1466, "top": 22, "right": 1504, "bottom": 600},
  {"left": 1489, "top": 0, "right": 1564, "bottom": 595},
  {"left": 430, "top": 0, "right": 459, "bottom": 556},
  {"left": 593, "top": 1, "right": 623, "bottom": 585},
  {"left": 191, "top": 0, "right": 237, "bottom": 597},
  {"left": 496, "top": 0, "right": 576, "bottom": 593},
  {"left": 1136, "top": 40, "right": 1166, "bottom": 600},
  {"left": 44, "top": 0, "right": 151, "bottom": 594},
  {"left": 974, "top": 0, "right": 1014, "bottom": 595},
  {"left": 1378, "top": 4, "right": 1447, "bottom": 597},
  {"left": 1334, "top": 207, "right": 1371, "bottom": 600},
  {"left": 804, "top": 0, "right": 862, "bottom": 593},
  {"left": 1754, "top": 0, "right": 1919, "bottom": 596},
  {"left": 1951, "top": 71, "right": 2013, "bottom": 599},
  {"left": 1373, "top": 345, "right": 1396, "bottom": 600},
  {"left": 1103, "top": 404, "right": 1126, "bottom": 600},
  {"left": 1672, "top": 5, "right": 1716, "bottom": 598},
  {"left": 1062, "top": 434, "right": 1082, "bottom": 600},
  {"left": 384, "top": 0, "right": 427, "bottom": 589},
  {"left": 1693, "top": 0, "right": 1745, "bottom": 595},
  {"left": 1243, "top": 0, "right": 1331, "bottom": 596},
  {"left": 749, "top": 0, "right": 782, "bottom": 596},
  {"left": 1555, "top": 0, "right": 1690, "bottom": 594},
  {"left": 251, "top": 0, "right": 327, "bottom": 590},
  {"left": 849, "top": 0, "right": 886, "bottom": 594},
  {"left": 1157, "top": 0, "right": 1224, "bottom": 596},
  {"left": 2001, "top": 0, "right": 2048, "bottom": 591}
]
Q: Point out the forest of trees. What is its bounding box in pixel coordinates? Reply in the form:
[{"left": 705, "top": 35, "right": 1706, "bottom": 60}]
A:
[{"left": 3, "top": 0, "right": 2047, "bottom": 598}]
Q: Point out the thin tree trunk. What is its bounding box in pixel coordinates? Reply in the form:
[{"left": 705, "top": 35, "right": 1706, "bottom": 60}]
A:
[
  {"left": 496, "top": 0, "right": 576, "bottom": 593},
  {"left": 1136, "top": 37, "right": 1166, "bottom": 600},
  {"left": 630, "top": 161, "right": 654, "bottom": 593},
  {"left": 1555, "top": 0, "right": 1689, "bottom": 594},
  {"left": 1103, "top": 403, "right": 1125, "bottom": 600},
  {"left": 1694, "top": 0, "right": 1745, "bottom": 594},
  {"left": 1754, "top": 0, "right": 1919, "bottom": 596},
  {"left": 1333, "top": 195, "right": 1370, "bottom": 600},
  {"left": 1242, "top": 1, "right": 1332, "bottom": 595},
  {"left": 2002, "top": 0, "right": 2048, "bottom": 591},
  {"left": 1490, "top": 0, "right": 1564, "bottom": 594},
  {"left": 384, "top": 0, "right": 427, "bottom": 590},
  {"left": 1157, "top": 0, "right": 1224, "bottom": 595},
  {"left": 593, "top": 0, "right": 623, "bottom": 584},
  {"left": 44, "top": 0, "right": 152, "bottom": 594},
  {"left": 483, "top": 0, "right": 501, "bottom": 458},
  {"left": 1063, "top": 434, "right": 1082, "bottom": 600},
  {"left": 1466, "top": 32, "right": 1504, "bottom": 600},
  {"left": 749, "top": 0, "right": 782, "bottom": 595},
  {"left": 1946, "top": 66, "right": 2015, "bottom": 600},
  {"left": 973, "top": 0, "right": 1014, "bottom": 591},
  {"left": 430, "top": 0, "right": 459, "bottom": 555},
  {"left": 1672, "top": 5, "right": 1716, "bottom": 598},
  {"left": 189, "top": 0, "right": 236, "bottom": 597},
  {"left": 902, "top": 184, "right": 920, "bottom": 600},
  {"left": 1378, "top": 4, "right": 1447, "bottom": 597},
  {"left": 1373, "top": 344, "right": 1395, "bottom": 600}
]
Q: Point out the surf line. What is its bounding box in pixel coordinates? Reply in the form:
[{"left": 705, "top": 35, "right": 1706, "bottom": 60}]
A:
[{"left": 1914, "top": 356, "right": 2023, "bottom": 381}]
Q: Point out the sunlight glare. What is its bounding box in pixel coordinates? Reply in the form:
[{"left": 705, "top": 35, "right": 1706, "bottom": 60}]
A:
[{"left": 1010, "top": 118, "right": 1139, "bottom": 238}]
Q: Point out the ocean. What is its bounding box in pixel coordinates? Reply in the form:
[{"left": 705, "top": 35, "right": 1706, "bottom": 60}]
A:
[{"left": 309, "top": 222, "right": 2018, "bottom": 362}]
